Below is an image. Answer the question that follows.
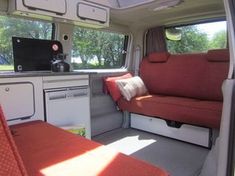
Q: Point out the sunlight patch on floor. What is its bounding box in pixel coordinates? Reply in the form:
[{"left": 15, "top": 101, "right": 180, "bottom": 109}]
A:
[
  {"left": 40, "top": 146, "right": 118, "bottom": 176},
  {"left": 105, "top": 135, "right": 157, "bottom": 155}
]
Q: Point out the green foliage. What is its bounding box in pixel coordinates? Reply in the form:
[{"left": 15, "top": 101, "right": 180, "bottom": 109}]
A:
[
  {"left": 167, "top": 26, "right": 209, "bottom": 54},
  {"left": 66, "top": 128, "right": 86, "bottom": 137},
  {"left": 72, "top": 27, "right": 125, "bottom": 69},
  {"left": 167, "top": 25, "right": 227, "bottom": 54},
  {"left": 209, "top": 30, "right": 227, "bottom": 49},
  {"left": 0, "top": 65, "right": 14, "bottom": 71},
  {"left": 0, "top": 16, "right": 52, "bottom": 65}
]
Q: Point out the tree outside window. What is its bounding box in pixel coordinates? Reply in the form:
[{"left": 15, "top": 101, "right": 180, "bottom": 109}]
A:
[
  {"left": 166, "top": 21, "right": 227, "bottom": 54},
  {"left": 0, "top": 15, "right": 52, "bottom": 71},
  {"left": 72, "top": 27, "right": 127, "bottom": 69}
]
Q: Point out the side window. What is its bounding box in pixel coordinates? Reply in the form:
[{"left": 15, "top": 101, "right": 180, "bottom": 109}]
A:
[
  {"left": 166, "top": 21, "right": 227, "bottom": 54},
  {"left": 0, "top": 15, "right": 53, "bottom": 71},
  {"left": 72, "top": 27, "right": 128, "bottom": 69}
]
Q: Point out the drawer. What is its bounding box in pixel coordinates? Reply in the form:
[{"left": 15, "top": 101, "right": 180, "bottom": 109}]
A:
[
  {"left": 131, "top": 113, "right": 211, "bottom": 147},
  {"left": 43, "top": 75, "right": 89, "bottom": 89}
]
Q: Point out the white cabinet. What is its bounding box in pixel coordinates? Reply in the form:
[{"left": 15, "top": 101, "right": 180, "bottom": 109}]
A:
[
  {"left": 0, "top": 83, "right": 34, "bottom": 121},
  {"left": 8, "top": 0, "right": 67, "bottom": 21},
  {"left": 75, "top": 1, "right": 109, "bottom": 28},
  {"left": 76, "top": 2, "right": 109, "bottom": 26},
  {"left": 0, "top": 75, "right": 91, "bottom": 138},
  {"left": 22, "top": 0, "right": 67, "bottom": 15},
  {"left": 0, "top": 77, "right": 44, "bottom": 125},
  {"left": 8, "top": 0, "right": 110, "bottom": 28}
]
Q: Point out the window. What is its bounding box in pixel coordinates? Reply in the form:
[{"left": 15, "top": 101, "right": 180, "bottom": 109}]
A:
[
  {"left": 0, "top": 15, "right": 53, "bottom": 71},
  {"left": 166, "top": 21, "right": 227, "bottom": 54},
  {"left": 72, "top": 27, "right": 128, "bottom": 69}
]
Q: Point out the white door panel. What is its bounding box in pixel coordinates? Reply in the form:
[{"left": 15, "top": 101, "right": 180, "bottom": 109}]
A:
[
  {"left": 23, "top": 0, "right": 67, "bottom": 14},
  {"left": 0, "top": 82, "right": 34, "bottom": 121}
]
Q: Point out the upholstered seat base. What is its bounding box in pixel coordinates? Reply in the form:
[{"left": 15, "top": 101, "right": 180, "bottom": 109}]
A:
[{"left": 118, "top": 95, "right": 222, "bottom": 129}]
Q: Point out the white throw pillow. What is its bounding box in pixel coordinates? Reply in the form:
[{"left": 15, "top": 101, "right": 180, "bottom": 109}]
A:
[{"left": 115, "top": 76, "right": 147, "bottom": 101}]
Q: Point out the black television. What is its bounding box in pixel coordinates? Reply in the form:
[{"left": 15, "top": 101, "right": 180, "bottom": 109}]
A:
[{"left": 12, "top": 37, "right": 63, "bottom": 72}]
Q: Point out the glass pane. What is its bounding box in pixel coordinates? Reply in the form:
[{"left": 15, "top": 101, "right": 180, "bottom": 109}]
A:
[
  {"left": 72, "top": 27, "right": 126, "bottom": 69},
  {"left": 0, "top": 15, "right": 53, "bottom": 71},
  {"left": 166, "top": 21, "right": 227, "bottom": 54}
]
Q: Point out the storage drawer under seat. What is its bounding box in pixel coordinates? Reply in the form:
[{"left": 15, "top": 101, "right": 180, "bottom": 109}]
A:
[{"left": 131, "top": 113, "right": 211, "bottom": 148}]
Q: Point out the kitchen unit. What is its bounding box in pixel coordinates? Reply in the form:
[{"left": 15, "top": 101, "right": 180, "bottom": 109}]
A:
[{"left": 0, "top": 72, "right": 92, "bottom": 139}]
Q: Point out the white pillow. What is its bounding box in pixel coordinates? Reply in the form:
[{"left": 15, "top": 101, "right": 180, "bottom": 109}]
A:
[{"left": 115, "top": 76, "right": 147, "bottom": 101}]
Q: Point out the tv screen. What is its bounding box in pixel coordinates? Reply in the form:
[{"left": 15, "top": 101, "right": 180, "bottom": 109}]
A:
[{"left": 12, "top": 37, "right": 63, "bottom": 72}]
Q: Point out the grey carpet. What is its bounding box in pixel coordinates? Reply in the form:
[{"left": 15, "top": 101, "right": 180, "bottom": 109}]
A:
[{"left": 93, "top": 128, "right": 209, "bottom": 176}]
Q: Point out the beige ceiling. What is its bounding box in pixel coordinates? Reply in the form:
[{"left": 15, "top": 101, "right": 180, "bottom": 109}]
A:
[{"left": 87, "top": 0, "right": 226, "bottom": 28}]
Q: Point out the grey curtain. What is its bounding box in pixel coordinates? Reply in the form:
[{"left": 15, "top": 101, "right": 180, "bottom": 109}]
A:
[{"left": 146, "top": 26, "right": 167, "bottom": 55}]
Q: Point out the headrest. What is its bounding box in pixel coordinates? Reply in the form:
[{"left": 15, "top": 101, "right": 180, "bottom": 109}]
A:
[
  {"left": 207, "top": 49, "right": 229, "bottom": 62},
  {"left": 148, "top": 52, "right": 170, "bottom": 63}
]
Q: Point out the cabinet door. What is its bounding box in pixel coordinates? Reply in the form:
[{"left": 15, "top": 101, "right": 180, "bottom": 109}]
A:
[
  {"left": 77, "top": 3, "right": 107, "bottom": 23},
  {"left": 23, "top": 0, "right": 67, "bottom": 14},
  {"left": 0, "top": 83, "right": 35, "bottom": 121}
]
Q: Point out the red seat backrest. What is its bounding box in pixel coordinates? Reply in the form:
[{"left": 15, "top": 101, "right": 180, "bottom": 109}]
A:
[
  {"left": 0, "top": 106, "right": 28, "bottom": 176},
  {"left": 140, "top": 50, "right": 229, "bottom": 101}
]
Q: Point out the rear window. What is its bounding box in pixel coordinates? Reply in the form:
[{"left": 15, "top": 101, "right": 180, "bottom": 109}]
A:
[
  {"left": 166, "top": 21, "right": 227, "bottom": 54},
  {"left": 0, "top": 15, "right": 53, "bottom": 71}
]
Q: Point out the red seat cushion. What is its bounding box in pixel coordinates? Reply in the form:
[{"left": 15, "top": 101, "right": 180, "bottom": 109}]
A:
[
  {"left": 118, "top": 95, "right": 222, "bottom": 129},
  {"left": 11, "top": 121, "right": 169, "bottom": 176},
  {"left": 105, "top": 73, "right": 133, "bottom": 101},
  {"left": 0, "top": 106, "right": 28, "bottom": 176}
]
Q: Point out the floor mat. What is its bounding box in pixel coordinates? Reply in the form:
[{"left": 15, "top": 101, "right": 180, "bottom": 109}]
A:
[{"left": 93, "top": 128, "right": 209, "bottom": 176}]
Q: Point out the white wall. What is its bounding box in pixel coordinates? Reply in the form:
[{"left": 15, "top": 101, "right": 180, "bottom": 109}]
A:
[{"left": 128, "top": 25, "right": 146, "bottom": 73}]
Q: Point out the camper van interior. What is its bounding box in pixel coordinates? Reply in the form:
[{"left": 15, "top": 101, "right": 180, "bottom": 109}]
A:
[{"left": 0, "top": 0, "right": 235, "bottom": 175}]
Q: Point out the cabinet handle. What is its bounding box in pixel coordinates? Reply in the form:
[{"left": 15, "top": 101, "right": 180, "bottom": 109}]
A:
[{"left": 5, "top": 87, "right": 10, "bottom": 92}]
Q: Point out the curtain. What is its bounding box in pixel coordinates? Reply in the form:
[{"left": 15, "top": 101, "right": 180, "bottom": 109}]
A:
[{"left": 146, "top": 26, "right": 167, "bottom": 55}]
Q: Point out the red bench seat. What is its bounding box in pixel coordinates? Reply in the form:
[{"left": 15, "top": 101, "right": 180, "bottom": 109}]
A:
[
  {"left": 118, "top": 49, "right": 229, "bottom": 129},
  {"left": 10, "top": 120, "right": 168, "bottom": 176}
]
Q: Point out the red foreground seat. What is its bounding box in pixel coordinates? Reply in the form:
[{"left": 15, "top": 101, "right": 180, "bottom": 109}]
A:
[
  {"left": 0, "top": 107, "right": 28, "bottom": 176},
  {"left": 10, "top": 120, "right": 169, "bottom": 176},
  {"left": 0, "top": 104, "right": 168, "bottom": 176}
]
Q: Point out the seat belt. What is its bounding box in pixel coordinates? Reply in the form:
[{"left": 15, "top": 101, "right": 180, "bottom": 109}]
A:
[{"left": 134, "top": 45, "right": 141, "bottom": 76}]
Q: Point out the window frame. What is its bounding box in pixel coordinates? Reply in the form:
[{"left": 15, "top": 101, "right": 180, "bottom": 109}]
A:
[
  {"left": 0, "top": 15, "right": 55, "bottom": 72},
  {"left": 71, "top": 26, "right": 131, "bottom": 71},
  {"left": 165, "top": 19, "right": 228, "bottom": 54}
]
